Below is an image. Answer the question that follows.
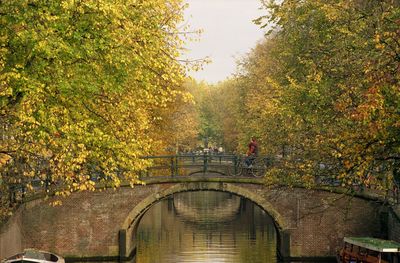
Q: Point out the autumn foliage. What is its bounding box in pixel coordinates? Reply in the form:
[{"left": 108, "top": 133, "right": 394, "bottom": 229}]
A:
[
  {"left": 1, "top": 0, "right": 399, "bottom": 221},
  {"left": 0, "top": 0, "right": 195, "bottom": 218},
  {"left": 201, "top": 0, "right": 400, "bottom": 191}
]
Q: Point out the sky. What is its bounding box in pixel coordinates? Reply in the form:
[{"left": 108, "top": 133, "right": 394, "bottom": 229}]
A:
[{"left": 182, "top": 0, "right": 267, "bottom": 84}]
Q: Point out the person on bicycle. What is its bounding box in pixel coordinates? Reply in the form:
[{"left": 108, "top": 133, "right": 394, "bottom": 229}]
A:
[{"left": 245, "top": 137, "right": 258, "bottom": 167}]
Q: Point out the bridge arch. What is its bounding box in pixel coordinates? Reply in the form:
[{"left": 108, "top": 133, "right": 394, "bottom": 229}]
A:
[{"left": 119, "top": 182, "right": 290, "bottom": 260}]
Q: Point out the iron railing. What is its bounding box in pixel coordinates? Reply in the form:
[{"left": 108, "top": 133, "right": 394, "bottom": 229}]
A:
[{"left": 139, "top": 154, "right": 255, "bottom": 177}]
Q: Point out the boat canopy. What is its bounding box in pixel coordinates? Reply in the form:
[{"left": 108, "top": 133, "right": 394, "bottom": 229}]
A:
[{"left": 344, "top": 237, "right": 400, "bottom": 253}]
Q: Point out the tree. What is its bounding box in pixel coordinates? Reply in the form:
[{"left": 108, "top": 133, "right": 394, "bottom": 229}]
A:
[
  {"left": 0, "top": 0, "right": 193, "bottom": 216},
  {"left": 249, "top": 0, "right": 400, "bottom": 188},
  {"left": 208, "top": 0, "right": 399, "bottom": 190}
]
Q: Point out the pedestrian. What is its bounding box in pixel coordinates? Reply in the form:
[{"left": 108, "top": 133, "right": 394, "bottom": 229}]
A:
[{"left": 245, "top": 137, "right": 258, "bottom": 167}]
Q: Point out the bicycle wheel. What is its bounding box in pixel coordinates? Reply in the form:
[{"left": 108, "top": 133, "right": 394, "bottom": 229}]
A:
[
  {"left": 251, "top": 158, "right": 267, "bottom": 178},
  {"left": 228, "top": 159, "right": 243, "bottom": 176}
]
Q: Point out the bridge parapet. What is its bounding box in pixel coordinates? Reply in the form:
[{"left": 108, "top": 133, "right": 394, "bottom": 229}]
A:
[{"left": 5, "top": 153, "right": 395, "bottom": 214}]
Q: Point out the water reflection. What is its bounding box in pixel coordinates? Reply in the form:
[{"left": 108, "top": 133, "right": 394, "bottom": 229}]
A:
[
  {"left": 136, "top": 191, "right": 277, "bottom": 263},
  {"left": 173, "top": 191, "right": 241, "bottom": 224}
]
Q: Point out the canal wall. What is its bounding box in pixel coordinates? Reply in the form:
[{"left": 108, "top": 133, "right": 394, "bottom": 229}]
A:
[
  {"left": 0, "top": 181, "right": 387, "bottom": 261},
  {"left": 388, "top": 206, "right": 400, "bottom": 242},
  {"left": 0, "top": 209, "right": 23, "bottom": 259}
]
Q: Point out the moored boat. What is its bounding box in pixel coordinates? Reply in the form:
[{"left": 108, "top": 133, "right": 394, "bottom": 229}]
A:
[
  {"left": 1, "top": 249, "right": 64, "bottom": 263},
  {"left": 338, "top": 237, "right": 400, "bottom": 263}
]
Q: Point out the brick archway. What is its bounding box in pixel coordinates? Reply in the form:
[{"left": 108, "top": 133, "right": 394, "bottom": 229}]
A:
[
  {"left": 119, "top": 182, "right": 290, "bottom": 260},
  {"left": 0, "top": 179, "right": 384, "bottom": 261}
]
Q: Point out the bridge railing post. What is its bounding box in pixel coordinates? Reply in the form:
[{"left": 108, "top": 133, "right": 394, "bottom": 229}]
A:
[
  {"left": 9, "top": 185, "right": 15, "bottom": 206},
  {"left": 234, "top": 156, "right": 238, "bottom": 176},
  {"left": 170, "top": 157, "right": 174, "bottom": 177},
  {"left": 203, "top": 153, "right": 208, "bottom": 174},
  {"left": 175, "top": 156, "right": 179, "bottom": 176}
]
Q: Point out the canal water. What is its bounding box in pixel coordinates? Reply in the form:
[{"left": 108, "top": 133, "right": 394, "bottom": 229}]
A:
[{"left": 135, "top": 191, "right": 277, "bottom": 263}]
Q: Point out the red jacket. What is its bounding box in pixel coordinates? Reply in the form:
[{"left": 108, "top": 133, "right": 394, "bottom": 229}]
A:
[{"left": 247, "top": 141, "right": 258, "bottom": 156}]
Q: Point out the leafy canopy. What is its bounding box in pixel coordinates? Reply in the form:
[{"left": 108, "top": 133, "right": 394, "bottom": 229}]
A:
[{"left": 0, "top": 0, "right": 194, "bottom": 212}]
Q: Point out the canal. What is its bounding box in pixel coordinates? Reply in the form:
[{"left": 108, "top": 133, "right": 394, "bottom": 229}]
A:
[{"left": 135, "top": 191, "right": 277, "bottom": 263}]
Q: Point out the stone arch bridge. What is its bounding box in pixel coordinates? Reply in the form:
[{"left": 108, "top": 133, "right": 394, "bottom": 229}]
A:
[{"left": 0, "top": 176, "right": 387, "bottom": 262}]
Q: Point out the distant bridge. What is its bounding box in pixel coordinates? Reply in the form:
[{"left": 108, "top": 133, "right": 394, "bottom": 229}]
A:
[
  {"left": 6, "top": 154, "right": 270, "bottom": 205},
  {"left": 138, "top": 154, "right": 271, "bottom": 178}
]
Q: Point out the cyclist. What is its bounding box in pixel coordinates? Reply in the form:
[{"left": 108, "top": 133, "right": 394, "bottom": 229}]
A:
[{"left": 245, "top": 137, "right": 258, "bottom": 167}]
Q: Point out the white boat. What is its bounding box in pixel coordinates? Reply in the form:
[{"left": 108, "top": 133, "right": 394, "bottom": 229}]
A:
[{"left": 1, "top": 249, "right": 64, "bottom": 263}]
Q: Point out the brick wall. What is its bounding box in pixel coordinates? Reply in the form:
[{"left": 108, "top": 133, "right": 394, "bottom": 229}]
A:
[
  {"left": 0, "top": 209, "right": 22, "bottom": 259},
  {"left": 0, "top": 183, "right": 384, "bottom": 260},
  {"left": 241, "top": 186, "right": 383, "bottom": 257}
]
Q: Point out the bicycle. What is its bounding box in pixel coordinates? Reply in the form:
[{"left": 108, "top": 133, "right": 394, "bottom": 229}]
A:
[{"left": 228, "top": 156, "right": 268, "bottom": 177}]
